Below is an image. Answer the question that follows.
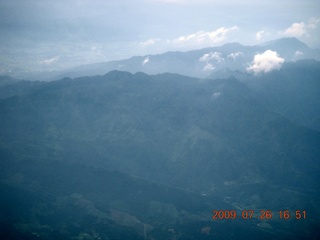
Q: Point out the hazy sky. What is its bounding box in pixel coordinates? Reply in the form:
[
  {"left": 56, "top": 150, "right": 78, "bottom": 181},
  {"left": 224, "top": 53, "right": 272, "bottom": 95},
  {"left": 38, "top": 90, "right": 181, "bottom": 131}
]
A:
[{"left": 0, "top": 0, "right": 319, "bottom": 73}]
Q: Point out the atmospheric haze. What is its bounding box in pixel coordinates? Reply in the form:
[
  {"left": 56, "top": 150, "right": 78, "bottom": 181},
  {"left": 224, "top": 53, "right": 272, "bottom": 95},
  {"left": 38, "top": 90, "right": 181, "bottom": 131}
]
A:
[
  {"left": 0, "top": 0, "right": 319, "bottom": 74},
  {"left": 1, "top": 1, "right": 320, "bottom": 239}
]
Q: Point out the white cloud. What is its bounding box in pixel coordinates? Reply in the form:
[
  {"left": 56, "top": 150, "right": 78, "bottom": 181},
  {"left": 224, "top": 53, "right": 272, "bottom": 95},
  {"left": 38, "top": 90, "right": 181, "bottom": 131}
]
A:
[
  {"left": 255, "top": 30, "right": 270, "bottom": 41},
  {"left": 227, "top": 51, "right": 243, "bottom": 60},
  {"left": 256, "top": 30, "right": 264, "bottom": 41},
  {"left": 173, "top": 26, "right": 239, "bottom": 47},
  {"left": 212, "top": 92, "right": 221, "bottom": 99},
  {"left": 138, "top": 26, "right": 239, "bottom": 54},
  {"left": 282, "top": 22, "right": 306, "bottom": 37},
  {"left": 142, "top": 56, "right": 150, "bottom": 65},
  {"left": 203, "top": 63, "right": 215, "bottom": 71},
  {"left": 247, "top": 50, "right": 284, "bottom": 74},
  {"left": 38, "top": 56, "right": 60, "bottom": 65},
  {"left": 140, "top": 38, "right": 160, "bottom": 47},
  {"left": 281, "top": 18, "right": 320, "bottom": 37},
  {"left": 306, "top": 18, "right": 320, "bottom": 29},
  {"left": 295, "top": 50, "right": 303, "bottom": 56},
  {"left": 199, "top": 52, "right": 224, "bottom": 63},
  {"left": 199, "top": 51, "right": 224, "bottom": 72}
]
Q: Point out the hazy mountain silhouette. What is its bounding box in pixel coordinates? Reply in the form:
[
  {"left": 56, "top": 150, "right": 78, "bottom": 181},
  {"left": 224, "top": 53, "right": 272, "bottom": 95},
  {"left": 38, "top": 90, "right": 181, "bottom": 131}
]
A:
[{"left": 21, "top": 37, "right": 320, "bottom": 81}]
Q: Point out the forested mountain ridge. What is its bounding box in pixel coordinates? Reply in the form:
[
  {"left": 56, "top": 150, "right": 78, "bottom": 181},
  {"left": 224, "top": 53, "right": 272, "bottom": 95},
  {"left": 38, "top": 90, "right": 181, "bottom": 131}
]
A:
[
  {"left": 0, "top": 69, "right": 319, "bottom": 239},
  {"left": 240, "top": 59, "right": 320, "bottom": 131}
]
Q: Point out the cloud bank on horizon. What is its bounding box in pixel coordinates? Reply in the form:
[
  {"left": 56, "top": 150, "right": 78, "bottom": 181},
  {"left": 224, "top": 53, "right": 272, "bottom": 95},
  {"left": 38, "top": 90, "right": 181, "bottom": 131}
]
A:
[
  {"left": 140, "top": 26, "right": 239, "bottom": 52},
  {"left": 279, "top": 18, "right": 320, "bottom": 38},
  {"left": 0, "top": 0, "right": 319, "bottom": 72},
  {"left": 142, "top": 18, "right": 320, "bottom": 52}
]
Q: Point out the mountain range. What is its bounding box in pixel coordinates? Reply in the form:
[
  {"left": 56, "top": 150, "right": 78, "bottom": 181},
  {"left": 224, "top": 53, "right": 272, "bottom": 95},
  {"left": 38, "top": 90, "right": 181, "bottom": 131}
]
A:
[
  {"left": 17, "top": 37, "right": 320, "bottom": 81},
  {"left": 0, "top": 38, "right": 320, "bottom": 239}
]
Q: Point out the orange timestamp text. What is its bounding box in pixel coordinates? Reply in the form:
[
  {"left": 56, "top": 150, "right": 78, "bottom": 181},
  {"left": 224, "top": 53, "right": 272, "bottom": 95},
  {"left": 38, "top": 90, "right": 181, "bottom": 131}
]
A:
[{"left": 212, "top": 210, "right": 306, "bottom": 220}]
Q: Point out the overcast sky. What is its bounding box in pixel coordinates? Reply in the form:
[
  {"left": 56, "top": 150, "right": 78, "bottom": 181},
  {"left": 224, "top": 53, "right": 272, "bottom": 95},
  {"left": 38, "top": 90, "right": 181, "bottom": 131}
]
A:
[{"left": 0, "top": 0, "right": 319, "bottom": 73}]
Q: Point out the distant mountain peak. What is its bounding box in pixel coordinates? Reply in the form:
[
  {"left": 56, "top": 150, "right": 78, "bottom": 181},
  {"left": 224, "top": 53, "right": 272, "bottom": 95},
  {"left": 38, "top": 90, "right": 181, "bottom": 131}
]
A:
[
  {"left": 220, "top": 42, "right": 244, "bottom": 49},
  {"left": 260, "top": 37, "right": 309, "bottom": 49},
  {"left": 17, "top": 37, "right": 320, "bottom": 81}
]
